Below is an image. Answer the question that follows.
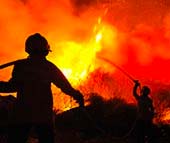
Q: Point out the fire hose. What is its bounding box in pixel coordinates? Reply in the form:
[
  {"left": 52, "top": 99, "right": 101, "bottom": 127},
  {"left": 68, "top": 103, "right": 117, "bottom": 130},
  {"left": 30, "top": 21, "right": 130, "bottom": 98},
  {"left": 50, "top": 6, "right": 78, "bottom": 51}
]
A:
[
  {"left": 0, "top": 59, "right": 105, "bottom": 129},
  {"left": 97, "top": 56, "right": 136, "bottom": 82},
  {"left": 0, "top": 58, "right": 139, "bottom": 140},
  {"left": 98, "top": 56, "right": 142, "bottom": 91},
  {"left": 0, "top": 57, "right": 138, "bottom": 83},
  {"left": 96, "top": 56, "right": 142, "bottom": 140},
  {"left": 79, "top": 103, "right": 138, "bottom": 141}
]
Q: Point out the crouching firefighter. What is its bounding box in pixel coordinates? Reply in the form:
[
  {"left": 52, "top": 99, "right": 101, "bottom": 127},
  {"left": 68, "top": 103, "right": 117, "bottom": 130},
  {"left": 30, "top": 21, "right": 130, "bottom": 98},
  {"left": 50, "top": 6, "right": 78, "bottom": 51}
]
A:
[
  {"left": 0, "top": 33, "right": 84, "bottom": 143},
  {"left": 133, "top": 80, "right": 155, "bottom": 143}
]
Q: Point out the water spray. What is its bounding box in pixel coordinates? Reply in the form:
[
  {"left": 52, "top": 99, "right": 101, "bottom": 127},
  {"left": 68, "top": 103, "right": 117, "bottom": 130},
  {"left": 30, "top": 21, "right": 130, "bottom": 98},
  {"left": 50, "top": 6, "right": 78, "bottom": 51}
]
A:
[
  {"left": 98, "top": 56, "right": 142, "bottom": 93},
  {"left": 98, "top": 56, "right": 137, "bottom": 83}
]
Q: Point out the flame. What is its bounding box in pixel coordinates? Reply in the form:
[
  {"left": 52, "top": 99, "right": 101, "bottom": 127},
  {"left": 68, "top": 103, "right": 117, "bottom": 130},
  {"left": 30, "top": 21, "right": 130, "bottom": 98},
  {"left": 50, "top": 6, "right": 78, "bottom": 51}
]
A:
[
  {"left": 49, "top": 17, "right": 118, "bottom": 86},
  {"left": 160, "top": 108, "right": 170, "bottom": 124},
  {"left": 0, "top": 0, "right": 170, "bottom": 123},
  {"left": 96, "top": 32, "right": 102, "bottom": 43},
  {"left": 50, "top": 17, "right": 120, "bottom": 111}
]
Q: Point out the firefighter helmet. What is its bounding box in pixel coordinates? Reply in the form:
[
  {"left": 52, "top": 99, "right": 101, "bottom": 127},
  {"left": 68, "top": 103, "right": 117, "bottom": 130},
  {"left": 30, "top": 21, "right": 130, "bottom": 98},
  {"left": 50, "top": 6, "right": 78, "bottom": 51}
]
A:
[
  {"left": 25, "top": 33, "right": 51, "bottom": 56},
  {"left": 141, "top": 86, "right": 151, "bottom": 96}
]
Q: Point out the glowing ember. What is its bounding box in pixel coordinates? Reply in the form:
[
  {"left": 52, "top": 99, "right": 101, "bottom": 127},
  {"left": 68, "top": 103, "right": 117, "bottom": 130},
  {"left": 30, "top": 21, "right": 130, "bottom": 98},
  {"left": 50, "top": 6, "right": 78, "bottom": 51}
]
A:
[{"left": 161, "top": 108, "right": 170, "bottom": 124}]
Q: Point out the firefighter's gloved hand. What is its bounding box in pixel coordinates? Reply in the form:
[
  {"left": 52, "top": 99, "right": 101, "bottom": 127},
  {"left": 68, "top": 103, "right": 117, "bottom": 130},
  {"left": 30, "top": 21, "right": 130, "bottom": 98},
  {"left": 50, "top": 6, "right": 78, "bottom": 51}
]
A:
[
  {"left": 134, "top": 80, "right": 140, "bottom": 86},
  {"left": 73, "top": 90, "right": 84, "bottom": 107}
]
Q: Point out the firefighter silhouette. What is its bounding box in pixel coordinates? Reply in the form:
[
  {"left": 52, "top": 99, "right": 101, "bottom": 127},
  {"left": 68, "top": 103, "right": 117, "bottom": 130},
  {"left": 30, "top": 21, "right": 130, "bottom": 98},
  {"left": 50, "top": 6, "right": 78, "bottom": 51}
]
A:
[
  {"left": 133, "top": 80, "right": 155, "bottom": 143},
  {"left": 0, "top": 33, "right": 84, "bottom": 143}
]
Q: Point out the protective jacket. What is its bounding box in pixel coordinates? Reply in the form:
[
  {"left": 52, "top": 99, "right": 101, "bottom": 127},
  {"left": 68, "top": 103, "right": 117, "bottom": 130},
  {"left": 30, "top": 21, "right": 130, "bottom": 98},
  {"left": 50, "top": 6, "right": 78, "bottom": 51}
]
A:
[{"left": 0, "top": 57, "right": 80, "bottom": 124}]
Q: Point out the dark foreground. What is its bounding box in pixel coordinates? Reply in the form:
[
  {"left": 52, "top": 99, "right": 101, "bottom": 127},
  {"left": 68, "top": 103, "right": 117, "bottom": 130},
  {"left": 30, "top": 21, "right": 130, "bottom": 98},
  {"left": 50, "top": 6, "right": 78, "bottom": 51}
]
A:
[{"left": 0, "top": 95, "right": 170, "bottom": 143}]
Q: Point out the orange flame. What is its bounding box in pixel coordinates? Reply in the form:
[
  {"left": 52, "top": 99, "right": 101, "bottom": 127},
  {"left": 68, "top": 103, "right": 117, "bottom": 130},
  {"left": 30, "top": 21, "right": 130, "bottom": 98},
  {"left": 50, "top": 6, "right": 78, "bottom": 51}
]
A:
[
  {"left": 160, "top": 108, "right": 170, "bottom": 124},
  {"left": 1, "top": 0, "right": 170, "bottom": 123},
  {"left": 50, "top": 17, "right": 120, "bottom": 111},
  {"left": 49, "top": 17, "right": 118, "bottom": 86}
]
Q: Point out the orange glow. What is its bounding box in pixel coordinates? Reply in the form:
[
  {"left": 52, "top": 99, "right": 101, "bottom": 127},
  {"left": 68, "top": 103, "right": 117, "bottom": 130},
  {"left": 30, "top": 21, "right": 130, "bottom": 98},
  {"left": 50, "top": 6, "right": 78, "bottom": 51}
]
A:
[
  {"left": 49, "top": 17, "right": 118, "bottom": 86},
  {"left": 0, "top": 0, "right": 170, "bottom": 123},
  {"left": 160, "top": 108, "right": 170, "bottom": 124}
]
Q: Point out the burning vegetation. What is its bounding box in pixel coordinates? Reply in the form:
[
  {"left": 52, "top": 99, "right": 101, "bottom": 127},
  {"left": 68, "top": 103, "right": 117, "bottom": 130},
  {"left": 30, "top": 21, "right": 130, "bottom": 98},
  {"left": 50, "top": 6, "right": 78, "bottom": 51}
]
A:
[{"left": 0, "top": 0, "right": 170, "bottom": 125}]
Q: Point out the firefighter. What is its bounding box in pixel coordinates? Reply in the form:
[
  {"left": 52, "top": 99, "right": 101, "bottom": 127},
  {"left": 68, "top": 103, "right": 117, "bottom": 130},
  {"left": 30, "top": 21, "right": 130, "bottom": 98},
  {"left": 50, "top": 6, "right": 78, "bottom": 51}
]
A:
[
  {"left": 133, "top": 80, "right": 155, "bottom": 143},
  {"left": 0, "top": 33, "right": 84, "bottom": 143}
]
